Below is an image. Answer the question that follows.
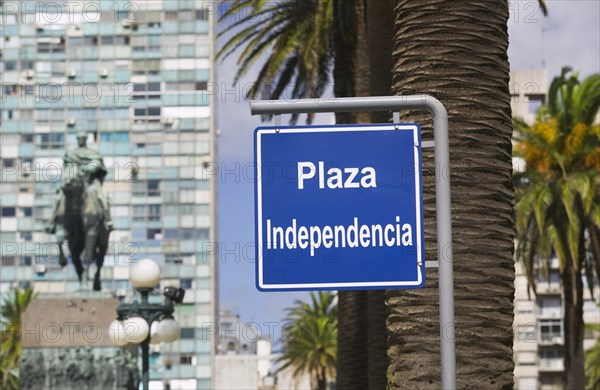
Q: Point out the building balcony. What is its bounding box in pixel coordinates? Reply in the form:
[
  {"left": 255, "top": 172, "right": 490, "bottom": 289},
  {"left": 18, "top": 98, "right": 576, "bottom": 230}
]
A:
[
  {"left": 539, "top": 334, "right": 563, "bottom": 345},
  {"left": 536, "top": 282, "right": 561, "bottom": 295},
  {"left": 538, "top": 358, "right": 564, "bottom": 372},
  {"left": 537, "top": 309, "right": 563, "bottom": 319}
]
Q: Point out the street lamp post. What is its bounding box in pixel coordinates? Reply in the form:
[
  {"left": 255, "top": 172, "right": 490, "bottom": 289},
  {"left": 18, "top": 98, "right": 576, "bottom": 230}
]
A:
[{"left": 108, "top": 259, "right": 185, "bottom": 390}]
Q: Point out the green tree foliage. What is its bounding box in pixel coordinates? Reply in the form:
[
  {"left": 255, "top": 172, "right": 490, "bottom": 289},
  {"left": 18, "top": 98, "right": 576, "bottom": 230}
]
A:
[
  {"left": 278, "top": 292, "right": 337, "bottom": 390},
  {"left": 217, "top": 0, "right": 333, "bottom": 123},
  {"left": 514, "top": 67, "right": 600, "bottom": 389},
  {"left": 0, "top": 288, "right": 37, "bottom": 390}
]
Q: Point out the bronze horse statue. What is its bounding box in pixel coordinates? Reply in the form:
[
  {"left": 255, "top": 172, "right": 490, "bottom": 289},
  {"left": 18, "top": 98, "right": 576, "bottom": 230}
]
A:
[{"left": 48, "top": 161, "right": 112, "bottom": 291}]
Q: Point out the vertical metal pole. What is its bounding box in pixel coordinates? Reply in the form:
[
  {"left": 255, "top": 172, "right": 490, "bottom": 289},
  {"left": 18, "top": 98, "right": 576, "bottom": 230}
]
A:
[
  {"left": 139, "top": 288, "right": 150, "bottom": 390},
  {"left": 141, "top": 339, "right": 150, "bottom": 390},
  {"left": 431, "top": 107, "right": 456, "bottom": 390}
]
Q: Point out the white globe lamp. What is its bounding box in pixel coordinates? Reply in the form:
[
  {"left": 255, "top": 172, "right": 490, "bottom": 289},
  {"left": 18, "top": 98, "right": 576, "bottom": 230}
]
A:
[
  {"left": 149, "top": 320, "right": 162, "bottom": 344},
  {"left": 123, "top": 316, "right": 150, "bottom": 343},
  {"left": 108, "top": 319, "right": 127, "bottom": 346},
  {"left": 157, "top": 318, "right": 180, "bottom": 343},
  {"left": 130, "top": 258, "right": 160, "bottom": 289}
]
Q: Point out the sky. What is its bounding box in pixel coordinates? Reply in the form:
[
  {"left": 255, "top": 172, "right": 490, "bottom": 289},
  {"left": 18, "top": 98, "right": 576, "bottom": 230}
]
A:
[{"left": 215, "top": 0, "right": 600, "bottom": 344}]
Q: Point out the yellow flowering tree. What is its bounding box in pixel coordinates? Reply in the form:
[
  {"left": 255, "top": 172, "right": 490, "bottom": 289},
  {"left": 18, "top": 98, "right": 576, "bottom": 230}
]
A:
[
  {"left": 0, "top": 288, "right": 37, "bottom": 390},
  {"left": 514, "top": 67, "right": 600, "bottom": 389}
]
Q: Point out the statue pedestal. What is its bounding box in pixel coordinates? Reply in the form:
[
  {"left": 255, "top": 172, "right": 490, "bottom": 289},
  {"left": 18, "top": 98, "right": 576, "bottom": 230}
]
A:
[{"left": 20, "top": 292, "right": 139, "bottom": 390}]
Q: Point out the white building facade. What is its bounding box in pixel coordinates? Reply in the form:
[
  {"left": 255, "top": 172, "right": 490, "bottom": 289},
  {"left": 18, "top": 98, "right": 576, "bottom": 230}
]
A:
[
  {"left": 214, "top": 310, "right": 312, "bottom": 390},
  {"left": 0, "top": 1, "right": 217, "bottom": 388}
]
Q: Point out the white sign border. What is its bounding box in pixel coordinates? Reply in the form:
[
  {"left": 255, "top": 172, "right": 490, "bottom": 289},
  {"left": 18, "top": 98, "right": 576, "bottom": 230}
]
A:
[{"left": 256, "top": 124, "right": 423, "bottom": 290}]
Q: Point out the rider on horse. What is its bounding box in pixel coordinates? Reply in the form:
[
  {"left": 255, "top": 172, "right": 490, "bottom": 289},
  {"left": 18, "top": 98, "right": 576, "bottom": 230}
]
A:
[{"left": 47, "top": 131, "right": 113, "bottom": 236}]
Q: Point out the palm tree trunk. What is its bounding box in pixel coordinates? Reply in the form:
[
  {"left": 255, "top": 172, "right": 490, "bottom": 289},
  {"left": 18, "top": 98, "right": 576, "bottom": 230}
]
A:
[
  {"left": 367, "top": 0, "right": 395, "bottom": 123},
  {"left": 334, "top": 1, "right": 395, "bottom": 388},
  {"left": 364, "top": 2, "right": 395, "bottom": 389},
  {"left": 334, "top": 2, "right": 370, "bottom": 388},
  {"left": 387, "top": 1, "right": 515, "bottom": 388},
  {"left": 337, "top": 291, "right": 369, "bottom": 389},
  {"left": 366, "top": 291, "right": 389, "bottom": 390},
  {"left": 316, "top": 366, "right": 327, "bottom": 390},
  {"left": 561, "top": 203, "right": 586, "bottom": 389},
  {"left": 562, "top": 263, "right": 585, "bottom": 389}
]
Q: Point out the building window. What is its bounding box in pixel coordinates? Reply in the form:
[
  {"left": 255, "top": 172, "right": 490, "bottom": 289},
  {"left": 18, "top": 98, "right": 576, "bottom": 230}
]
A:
[
  {"left": 5, "top": 85, "right": 18, "bottom": 95},
  {"left": 180, "top": 279, "right": 193, "bottom": 289},
  {"left": 133, "top": 180, "right": 161, "bottom": 197},
  {"left": 134, "top": 82, "right": 160, "bottom": 93},
  {"left": 2, "top": 159, "right": 16, "bottom": 168},
  {"left": 2, "top": 257, "right": 16, "bottom": 266},
  {"left": 100, "top": 132, "right": 129, "bottom": 142},
  {"left": 19, "top": 207, "right": 33, "bottom": 217},
  {"left": 147, "top": 229, "right": 162, "bottom": 240},
  {"left": 196, "top": 10, "right": 208, "bottom": 21},
  {"left": 101, "top": 36, "right": 114, "bottom": 45},
  {"left": 148, "top": 205, "right": 161, "bottom": 221},
  {"left": 179, "top": 354, "right": 194, "bottom": 365},
  {"left": 37, "top": 133, "right": 64, "bottom": 150},
  {"left": 147, "top": 180, "right": 160, "bottom": 197},
  {"left": 197, "top": 228, "right": 209, "bottom": 240},
  {"left": 538, "top": 296, "right": 561, "bottom": 317},
  {"left": 539, "top": 319, "right": 563, "bottom": 343},
  {"left": 165, "top": 255, "right": 183, "bottom": 264},
  {"left": 165, "top": 229, "right": 209, "bottom": 240},
  {"left": 132, "top": 205, "right": 146, "bottom": 222},
  {"left": 147, "top": 35, "right": 161, "bottom": 49},
  {"left": 180, "top": 328, "right": 194, "bottom": 339},
  {"left": 69, "top": 37, "right": 84, "bottom": 46},
  {"left": 134, "top": 107, "right": 161, "bottom": 117},
  {"left": 539, "top": 348, "right": 563, "bottom": 369},
  {"left": 1, "top": 207, "right": 16, "bottom": 217},
  {"left": 37, "top": 37, "right": 65, "bottom": 53},
  {"left": 4, "top": 61, "right": 17, "bottom": 71}
]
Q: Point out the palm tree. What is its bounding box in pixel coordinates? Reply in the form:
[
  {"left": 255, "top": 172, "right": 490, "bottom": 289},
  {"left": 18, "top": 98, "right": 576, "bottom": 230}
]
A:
[
  {"left": 514, "top": 68, "right": 600, "bottom": 389},
  {"left": 387, "top": 1, "right": 516, "bottom": 388},
  {"left": 217, "top": 0, "right": 334, "bottom": 124},
  {"left": 278, "top": 292, "right": 337, "bottom": 390},
  {"left": 0, "top": 288, "right": 37, "bottom": 390},
  {"left": 219, "top": 2, "right": 394, "bottom": 388}
]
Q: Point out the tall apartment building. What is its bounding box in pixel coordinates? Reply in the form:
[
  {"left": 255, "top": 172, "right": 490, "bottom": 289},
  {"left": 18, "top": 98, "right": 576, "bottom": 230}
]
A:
[
  {"left": 510, "top": 70, "right": 600, "bottom": 390},
  {"left": 0, "top": 1, "right": 217, "bottom": 388}
]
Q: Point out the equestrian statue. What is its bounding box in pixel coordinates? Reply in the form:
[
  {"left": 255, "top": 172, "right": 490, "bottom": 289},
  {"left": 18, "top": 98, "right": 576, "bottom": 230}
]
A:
[{"left": 46, "top": 131, "right": 113, "bottom": 291}]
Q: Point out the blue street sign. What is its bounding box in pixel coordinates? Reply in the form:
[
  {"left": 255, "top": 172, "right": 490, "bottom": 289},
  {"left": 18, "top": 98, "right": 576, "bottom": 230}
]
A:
[{"left": 254, "top": 123, "right": 425, "bottom": 291}]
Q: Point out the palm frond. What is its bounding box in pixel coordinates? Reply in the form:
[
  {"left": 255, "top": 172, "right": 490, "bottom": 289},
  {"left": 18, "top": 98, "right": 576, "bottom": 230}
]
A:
[
  {"left": 277, "top": 291, "right": 337, "bottom": 386},
  {"left": 217, "top": 0, "right": 335, "bottom": 124}
]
